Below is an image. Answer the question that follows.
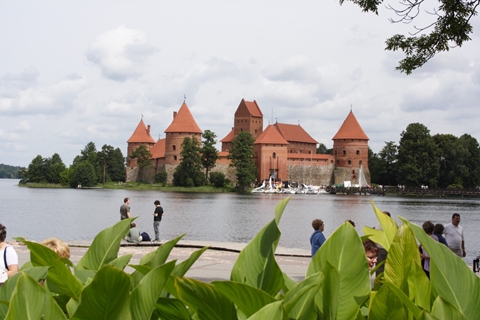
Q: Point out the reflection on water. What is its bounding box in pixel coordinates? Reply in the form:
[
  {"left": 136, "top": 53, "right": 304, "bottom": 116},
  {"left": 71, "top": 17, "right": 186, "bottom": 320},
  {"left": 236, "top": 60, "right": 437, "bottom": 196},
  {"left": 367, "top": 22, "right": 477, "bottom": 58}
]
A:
[{"left": 2, "top": 179, "right": 480, "bottom": 262}]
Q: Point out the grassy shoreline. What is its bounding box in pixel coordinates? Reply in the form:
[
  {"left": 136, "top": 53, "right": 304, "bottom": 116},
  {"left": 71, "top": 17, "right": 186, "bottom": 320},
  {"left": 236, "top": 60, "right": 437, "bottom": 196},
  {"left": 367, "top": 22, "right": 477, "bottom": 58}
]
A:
[{"left": 18, "top": 181, "right": 237, "bottom": 193}]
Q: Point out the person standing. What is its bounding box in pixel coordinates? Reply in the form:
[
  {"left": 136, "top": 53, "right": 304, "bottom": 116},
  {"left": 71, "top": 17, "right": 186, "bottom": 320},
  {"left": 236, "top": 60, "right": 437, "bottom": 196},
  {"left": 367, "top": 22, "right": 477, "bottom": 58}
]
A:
[
  {"left": 120, "top": 198, "right": 131, "bottom": 220},
  {"left": 310, "top": 219, "right": 326, "bottom": 257},
  {"left": 0, "top": 224, "right": 18, "bottom": 286},
  {"left": 153, "top": 200, "right": 164, "bottom": 242},
  {"left": 433, "top": 223, "right": 448, "bottom": 246},
  {"left": 444, "top": 213, "right": 466, "bottom": 257},
  {"left": 419, "top": 221, "right": 439, "bottom": 278}
]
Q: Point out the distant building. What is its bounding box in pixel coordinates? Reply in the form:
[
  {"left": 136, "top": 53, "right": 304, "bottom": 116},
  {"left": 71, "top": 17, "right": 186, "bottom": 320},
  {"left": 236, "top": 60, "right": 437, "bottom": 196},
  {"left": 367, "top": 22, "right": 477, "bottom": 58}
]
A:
[{"left": 126, "top": 99, "right": 370, "bottom": 185}]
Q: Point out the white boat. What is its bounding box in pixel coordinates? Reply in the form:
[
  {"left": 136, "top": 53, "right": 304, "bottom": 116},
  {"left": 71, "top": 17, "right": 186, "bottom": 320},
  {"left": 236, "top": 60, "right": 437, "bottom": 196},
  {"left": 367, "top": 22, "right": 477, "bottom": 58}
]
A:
[
  {"left": 263, "top": 177, "right": 279, "bottom": 193},
  {"left": 251, "top": 180, "right": 266, "bottom": 193}
]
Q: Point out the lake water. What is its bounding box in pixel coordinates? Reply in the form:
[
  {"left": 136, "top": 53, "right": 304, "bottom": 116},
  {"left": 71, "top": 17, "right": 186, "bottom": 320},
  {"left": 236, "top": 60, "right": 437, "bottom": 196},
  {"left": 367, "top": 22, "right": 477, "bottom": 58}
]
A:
[{"left": 2, "top": 179, "right": 479, "bottom": 262}]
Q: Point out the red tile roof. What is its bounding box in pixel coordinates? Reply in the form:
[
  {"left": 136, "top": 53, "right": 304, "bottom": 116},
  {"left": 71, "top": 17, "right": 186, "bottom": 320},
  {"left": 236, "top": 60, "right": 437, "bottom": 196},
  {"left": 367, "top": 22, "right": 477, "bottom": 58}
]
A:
[
  {"left": 220, "top": 128, "right": 234, "bottom": 143},
  {"left": 151, "top": 138, "right": 165, "bottom": 159},
  {"left": 241, "top": 99, "right": 263, "bottom": 118},
  {"left": 273, "top": 123, "right": 318, "bottom": 144},
  {"left": 255, "top": 125, "right": 289, "bottom": 145},
  {"left": 165, "top": 102, "right": 202, "bottom": 133},
  {"left": 332, "top": 111, "right": 369, "bottom": 140},
  {"left": 127, "top": 119, "right": 156, "bottom": 143}
]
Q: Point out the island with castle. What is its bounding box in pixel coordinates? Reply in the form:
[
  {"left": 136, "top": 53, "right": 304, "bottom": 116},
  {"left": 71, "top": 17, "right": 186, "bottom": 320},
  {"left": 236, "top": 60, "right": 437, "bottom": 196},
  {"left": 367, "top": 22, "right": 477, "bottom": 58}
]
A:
[{"left": 125, "top": 99, "right": 370, "bottom": 187}]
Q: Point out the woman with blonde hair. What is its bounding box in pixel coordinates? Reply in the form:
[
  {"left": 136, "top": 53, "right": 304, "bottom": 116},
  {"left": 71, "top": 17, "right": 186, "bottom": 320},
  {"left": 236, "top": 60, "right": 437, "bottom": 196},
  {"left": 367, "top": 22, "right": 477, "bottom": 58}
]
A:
[
  {"left": 41, "top": 238, "right": 71, "bottom": 259},
  {"left": 0, "top": 223, "right": 18, "bottom": 285}
]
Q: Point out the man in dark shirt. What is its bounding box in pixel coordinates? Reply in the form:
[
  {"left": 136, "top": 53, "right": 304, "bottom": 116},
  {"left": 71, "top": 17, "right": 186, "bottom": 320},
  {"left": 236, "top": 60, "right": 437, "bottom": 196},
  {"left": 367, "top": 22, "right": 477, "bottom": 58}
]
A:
[
  {"left": 153, "top": 200, "right": 164, "bottom": 242},
  {"left": 120, "top": 198, "right": 130, "bottom": 220}
]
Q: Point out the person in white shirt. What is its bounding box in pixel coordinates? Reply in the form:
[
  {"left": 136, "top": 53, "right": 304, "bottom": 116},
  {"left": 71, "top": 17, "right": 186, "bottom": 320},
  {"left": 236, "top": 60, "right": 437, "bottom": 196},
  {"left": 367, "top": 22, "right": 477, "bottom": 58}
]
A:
[
  {"left": 0, "top": 224, "right": 18, "bottom": 285},
  {"left": 444, "top": 213, "right": 466, "bottom": 257}
]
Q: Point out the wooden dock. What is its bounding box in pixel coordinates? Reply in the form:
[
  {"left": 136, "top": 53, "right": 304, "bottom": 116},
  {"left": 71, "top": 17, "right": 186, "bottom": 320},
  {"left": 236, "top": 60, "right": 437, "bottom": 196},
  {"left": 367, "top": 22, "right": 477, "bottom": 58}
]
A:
[{"left": 329, "top": 186, "right": 480, "bottom": 198}]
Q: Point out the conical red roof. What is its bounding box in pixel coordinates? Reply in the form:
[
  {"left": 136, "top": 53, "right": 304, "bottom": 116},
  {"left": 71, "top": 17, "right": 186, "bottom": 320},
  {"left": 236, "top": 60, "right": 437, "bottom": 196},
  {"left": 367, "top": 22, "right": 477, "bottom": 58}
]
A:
[
  {"left": 332, "top": 111, "right": 369, "bottom": 140},
  {"left": 165, "top": 102, "right": 202, "bottom": 133},
  {"left": 127, "top": 119, "right": 156, "bottom": 143},
  {"left": 255, "top": 125, "right": 289, "bottom": 145}
]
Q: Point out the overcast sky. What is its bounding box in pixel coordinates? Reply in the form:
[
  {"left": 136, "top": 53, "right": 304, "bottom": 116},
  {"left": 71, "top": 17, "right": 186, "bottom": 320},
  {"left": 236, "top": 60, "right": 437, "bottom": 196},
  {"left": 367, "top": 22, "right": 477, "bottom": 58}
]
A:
[{"left": 1, "top": 1, "right": 479, "bottom": 167}]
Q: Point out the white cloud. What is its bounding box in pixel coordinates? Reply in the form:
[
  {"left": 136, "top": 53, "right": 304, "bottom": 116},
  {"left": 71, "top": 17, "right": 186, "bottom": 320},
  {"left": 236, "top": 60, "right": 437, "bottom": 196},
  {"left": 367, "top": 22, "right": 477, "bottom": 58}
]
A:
[{"left": 86, "top": 25, "right": 156, "bottom": 82}]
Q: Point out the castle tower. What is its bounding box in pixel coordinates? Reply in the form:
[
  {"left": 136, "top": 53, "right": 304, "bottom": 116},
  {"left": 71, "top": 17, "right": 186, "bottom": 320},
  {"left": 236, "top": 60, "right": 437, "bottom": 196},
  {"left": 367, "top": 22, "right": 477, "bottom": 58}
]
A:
[
  {"left": 221, "top": 99, "right": 263, "bottom": 152},
  {"left": 126, "top": 119, "right": 156, "bottom": 167},
  {"left": 254, "top": 125, "right": 289, "bottom": 182},
  {"left": 332, "top": 110, "right": 369, "bottom": 185},
  {"left": 164, "top": 102, "right": 203, "bottom": 165}
]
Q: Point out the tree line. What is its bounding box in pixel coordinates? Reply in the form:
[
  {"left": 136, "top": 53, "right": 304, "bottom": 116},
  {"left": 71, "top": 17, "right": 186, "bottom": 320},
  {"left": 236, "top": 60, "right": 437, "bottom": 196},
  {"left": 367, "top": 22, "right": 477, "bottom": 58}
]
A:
[
  {"left": 368, "top": 123, "right": 480, "bottom": 188},
  {"left": 0, "top": 164, "right": 23, "bottom": 179},
  {"left": 20, "top": 142, "right": 125, "bottom": 188}
]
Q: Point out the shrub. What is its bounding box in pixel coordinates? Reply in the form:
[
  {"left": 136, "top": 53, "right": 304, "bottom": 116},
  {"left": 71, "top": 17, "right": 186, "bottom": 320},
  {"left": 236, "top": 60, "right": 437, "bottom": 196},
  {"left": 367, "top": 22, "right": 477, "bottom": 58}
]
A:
[
  {"left": 154, "top": 172, "right": 167, "bottom": 185},
  {"left": 209, "top": 172, "right": 226, "bottom": 187}
]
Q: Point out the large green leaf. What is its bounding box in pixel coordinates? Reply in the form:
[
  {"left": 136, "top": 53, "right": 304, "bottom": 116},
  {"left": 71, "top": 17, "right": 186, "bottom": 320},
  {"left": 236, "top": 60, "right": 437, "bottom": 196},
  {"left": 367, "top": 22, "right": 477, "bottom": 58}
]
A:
[
  {"left": 15, "top": 238, "right": 83, "bottom": 299},
  {"left": 230, "top": 197, "right": 290, "bottom": 296},
  {"left": 175, "top": 277, "right": 237, "bottom": 320},
  {"left": 307, "top": 222, "right": 370, "bottom": 319},
  {"left": 17, "top": 266, "right": 49, "bottom": 283},
  {"left": 71, "top": 265, "right": 131, "bottom": 320},
  {"left": 368, "top": 284, "right": 408, "bottom": 320},
  {"left": 402, "top": 217, "right": 480, "bottom": 318},
  {"left": 248, "top": 301, "right": 287, "bottom": 320},
  {"left": 140, "top": 234, "right": 185, "bottom": 268},
  {"left": 362, "top": 201, "right": 398, "bottom": 250},
  {"left": 109, "top": 254, "right": 132, "bottom": 270},
  {"left": 5, "top": 274, "right": 67, "bottom": 320},
  {"left": 130, "top": 260, "right": 176, "bottom": 320},
  {"left": 283, "top": 272, "right": 323, "bottom": 320},
  {"left": 153, "top": 298, "right": 191, "bottom": 320},
  {"left": 76, "top": 218, "right": 133, "bottom": 271},
  {"left": 162, "top": 247, "right": 209, "bottom": 298},
  {"left": 431, "top": 296, "right": 466, "bottom": 320},
  {"left": 212, "top": 281, "right": 277, "bottom": 318}
]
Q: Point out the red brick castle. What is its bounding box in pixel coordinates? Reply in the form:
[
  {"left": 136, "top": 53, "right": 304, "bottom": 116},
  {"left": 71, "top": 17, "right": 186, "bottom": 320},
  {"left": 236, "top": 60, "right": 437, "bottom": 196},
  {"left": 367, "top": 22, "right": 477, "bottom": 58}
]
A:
[{"left": 126, "top": 99, "right": 370, "bottom": 185}]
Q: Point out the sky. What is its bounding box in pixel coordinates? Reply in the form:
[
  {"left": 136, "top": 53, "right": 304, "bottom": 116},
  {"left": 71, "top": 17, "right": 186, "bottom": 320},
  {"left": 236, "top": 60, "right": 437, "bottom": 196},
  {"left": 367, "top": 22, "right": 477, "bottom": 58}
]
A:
[{"left": 1, "top": 1, "right": 479, "bottom": 168}]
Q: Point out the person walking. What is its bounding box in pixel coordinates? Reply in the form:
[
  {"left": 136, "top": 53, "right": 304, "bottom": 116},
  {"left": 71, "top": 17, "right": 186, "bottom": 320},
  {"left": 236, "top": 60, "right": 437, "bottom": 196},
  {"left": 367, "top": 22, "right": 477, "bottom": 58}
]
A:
[
  {"left": 444, "top": 213, "right": 466, "bottom": 257},
  {"left": 153, "top": 200, "right": 164, "bottom": 242},
  {"left": 310, "top": 219, "right": 326, "bottom": 257},
  {"left": 120, "top": 198, "right": 131, "bottom": 220}
]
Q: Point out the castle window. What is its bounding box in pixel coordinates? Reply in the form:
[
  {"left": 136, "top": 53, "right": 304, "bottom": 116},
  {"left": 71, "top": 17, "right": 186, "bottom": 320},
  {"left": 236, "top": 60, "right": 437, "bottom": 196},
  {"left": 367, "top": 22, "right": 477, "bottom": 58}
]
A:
[
  {"left": 241, "top": 128, "right": 243, "bottom": 132},
  {"left": 343, "top": 150, "right": 346, "bottom": 155},
  {"left": 272, "top": 152, "right": 276, "bottom": 159},
  {"left": 336, "top": 160, "right": 339, "bottom": 164},
  {"left": 352, "top": 170, "right": 355, "bottom": 174},
  {"left": 174, "top": 156, "right": 177, "bottom": 161},
  {"left": 173, "top": 145, "right": 176, "bottom": 151},
  {"left": 359, "top": 160, "right": 363, "bottom": 165},
  {"left": 356, "top": 150, "right": 360, "bottom": 155},
  {"left": 255, "top": 129, "right": 257, "bottom": 134},
  {"left": 331, "top": 160, "right": 333, "bottom": 163},
  {"left": 348, "top": 160, "right": 351, "bottom": 165},
  {"left": 335, "top": 150, "right": 337, "bottom": 155}
]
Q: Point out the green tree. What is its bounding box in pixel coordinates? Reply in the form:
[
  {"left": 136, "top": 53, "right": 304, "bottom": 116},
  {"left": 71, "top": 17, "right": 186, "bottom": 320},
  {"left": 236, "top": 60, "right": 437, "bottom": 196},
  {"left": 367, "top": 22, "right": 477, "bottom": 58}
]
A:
[
  {"left": 458, "top": 134, "right": 480, "bottom": 188},
  {"left": 378, "top": 141, "right": 398, "bottom": 186},
  {"left": 0, "top": 164, "right": 23, "bottom": 179},
  {"left": 27, "top": 155, "right": 48, "bottom": 183},
  {"left": 201, "top": 130, "right": 219, "bottom": 181},
  {"left": 173, "top": 137, "right": 206, "bottom": 187},
  {"left": 71, "top": 161, "right": 97, "bottom": 187},
  {"left": 368, "top": 147, "right": 383, "bottom": 185},
  {"left": 228, "top": 131, "right": 257, "bottom": 190},
  {"left": 154, "top": 171, "right": 168, "bottom": 185},
  {"left": 129, "top": 144, "right": 153, "bottom": 182},
  {"left": 59, "top": 167, "right": 74, "bottom": 187},
  {"left": 397, "top": 123, "right": 440, "bottom": 187},
  {"left": 77, "top": 142, "right": 102, "bottom": 183},
  {"left": 46, "top": 153, "right": 66, "bottom": 184},
  {"left": 316, "top": 143, "right": 332, "bottom": 154},
  {"left": 108, "top": 148, "right": 126, "bottom": 182},
  {"left": 343, "top": 0, "right": 479, "bottom": 74}
]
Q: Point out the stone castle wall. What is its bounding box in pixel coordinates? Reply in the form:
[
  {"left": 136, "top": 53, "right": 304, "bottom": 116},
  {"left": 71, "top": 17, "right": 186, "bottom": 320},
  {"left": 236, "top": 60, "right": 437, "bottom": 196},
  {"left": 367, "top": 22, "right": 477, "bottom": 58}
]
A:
[{"left": 287, "top": 163, "right": 335, "bottom": 186}]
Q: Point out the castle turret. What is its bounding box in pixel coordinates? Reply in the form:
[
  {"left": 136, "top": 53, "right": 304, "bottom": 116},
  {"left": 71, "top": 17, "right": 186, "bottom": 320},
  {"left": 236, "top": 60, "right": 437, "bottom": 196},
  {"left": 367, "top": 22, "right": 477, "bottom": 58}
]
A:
[
  {"left": 126, "top": 119, "right": 156, "bottom": 167},
  {"left": 332, "top": 110, "right": 369, "bottom": 185}
]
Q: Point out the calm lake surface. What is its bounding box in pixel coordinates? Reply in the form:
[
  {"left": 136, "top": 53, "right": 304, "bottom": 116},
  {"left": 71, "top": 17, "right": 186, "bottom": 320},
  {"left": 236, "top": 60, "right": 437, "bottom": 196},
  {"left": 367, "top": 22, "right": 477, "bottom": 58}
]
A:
[{"left": 2, "top": 179, "right": 479, "bottom": 262}]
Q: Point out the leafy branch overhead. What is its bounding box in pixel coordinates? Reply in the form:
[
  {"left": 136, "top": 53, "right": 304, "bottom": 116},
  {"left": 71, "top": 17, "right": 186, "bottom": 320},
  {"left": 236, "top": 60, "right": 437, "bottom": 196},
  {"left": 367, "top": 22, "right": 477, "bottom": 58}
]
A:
[{"left": 342, "top": 0, "right": 480, "bottom": 73}]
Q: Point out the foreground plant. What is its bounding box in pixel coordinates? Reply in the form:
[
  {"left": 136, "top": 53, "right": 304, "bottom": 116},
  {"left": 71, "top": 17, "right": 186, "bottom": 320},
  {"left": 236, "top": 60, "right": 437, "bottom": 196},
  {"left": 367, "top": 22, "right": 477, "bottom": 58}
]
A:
[{"left": 0, "top": 197, "right": 478, "bottom": 319}]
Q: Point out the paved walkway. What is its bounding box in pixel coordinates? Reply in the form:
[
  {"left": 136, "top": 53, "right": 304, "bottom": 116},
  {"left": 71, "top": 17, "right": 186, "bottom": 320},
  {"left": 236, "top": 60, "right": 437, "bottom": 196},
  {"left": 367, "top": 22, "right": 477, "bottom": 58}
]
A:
[{"left": 12, "top": 240, "right": 312, "bottom": 283}]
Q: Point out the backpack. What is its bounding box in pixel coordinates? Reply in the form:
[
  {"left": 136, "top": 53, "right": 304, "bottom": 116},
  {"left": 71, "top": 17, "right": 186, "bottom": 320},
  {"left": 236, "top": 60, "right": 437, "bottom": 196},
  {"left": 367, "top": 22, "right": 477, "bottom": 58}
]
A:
[{"left": 141, "top": 232, "right": 151, "bottom": 242}]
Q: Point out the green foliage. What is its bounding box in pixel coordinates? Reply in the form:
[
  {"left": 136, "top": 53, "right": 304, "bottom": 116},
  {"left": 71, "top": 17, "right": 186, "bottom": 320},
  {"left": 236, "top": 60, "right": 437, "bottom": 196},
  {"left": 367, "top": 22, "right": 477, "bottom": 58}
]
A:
[
  {"left": 209, "top": 171, "right": 226, "bottom": 187},
  {"left": 0, "top": 164, "right": 23, "bottom": 179},
  {"left": 173, "top": 136, "right": 206, "bottom": 187},
  {"left": 129, "top": 144, "right": 153, "bottom": 182},
  {"left": 2, "top": 198, "right": 479, "bottom": 319},
  {"left": 154, "top": 171, "right": 168, "bottom": 185},
  {"left": 201, "top": 130, "right": 219, "bottom": 181},
  {"left": 228, "top": 131, "right": 257, "bottom": 190},
  {"left": 70, "top": 161, "right": 97, "bottom": 187},
  {"left": 397, "top": 123, "right": 440, "bottom": 187},
  {"left": 316, "top": 143, "right": 332, "bottom": 154},
  {"left": 341, "top": 0, "right": 478, "bottom": 73}
]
